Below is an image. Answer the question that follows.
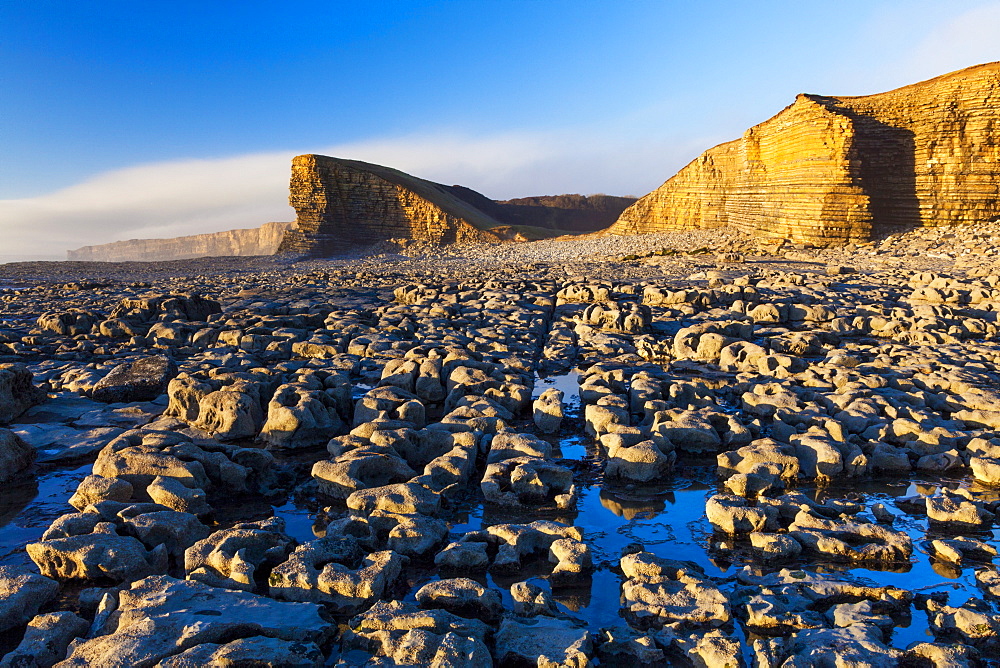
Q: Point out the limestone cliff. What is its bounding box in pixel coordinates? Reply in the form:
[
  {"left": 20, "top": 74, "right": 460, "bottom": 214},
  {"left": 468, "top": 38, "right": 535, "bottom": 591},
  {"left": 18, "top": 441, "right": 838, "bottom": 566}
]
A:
[
  {"left": 67, "top": 222, "right": 294, "bottom": 262},
  {"left": 609, "top": 62, "right": 1000, "bottom": 244},
  {"left": 279, "top": 155, "right": 503, "bottom": 255}
]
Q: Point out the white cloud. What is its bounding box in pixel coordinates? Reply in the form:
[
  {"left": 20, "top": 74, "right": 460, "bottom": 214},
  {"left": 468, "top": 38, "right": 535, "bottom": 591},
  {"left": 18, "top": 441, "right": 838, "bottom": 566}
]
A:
[{"left": 0, "top": 130, "right": 708, "bottom": 257}]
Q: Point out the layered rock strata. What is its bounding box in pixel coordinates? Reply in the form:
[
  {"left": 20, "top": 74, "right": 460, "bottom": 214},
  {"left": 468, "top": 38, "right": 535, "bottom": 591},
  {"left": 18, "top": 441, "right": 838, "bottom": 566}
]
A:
[
  {"left": 279, "top": 155, "right": 503, "bottom": 255},
  {"left": 610, "top": 61, "right": 1000, "bottom": 244},
  {"left": 67, "top": 221, "right": 294, "bottom": 262}
]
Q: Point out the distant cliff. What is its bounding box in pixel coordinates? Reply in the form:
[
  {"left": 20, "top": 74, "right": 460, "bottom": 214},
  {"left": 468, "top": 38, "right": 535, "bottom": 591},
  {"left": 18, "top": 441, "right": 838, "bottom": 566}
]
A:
[
  {"left": 609, "top": 62, "right": 1000, "bottom": 244},
  {"left": 65, "top": 156, "right": 637, "bottom": 262},
  {"left": 278, "top": 155, "right": 503, "bottom": 255},
  {"left": 67, "top": 221, "right": 294, "bottom": 262},
  {"left": 452, "top": 192, "right": 637, "bottom": 232}
]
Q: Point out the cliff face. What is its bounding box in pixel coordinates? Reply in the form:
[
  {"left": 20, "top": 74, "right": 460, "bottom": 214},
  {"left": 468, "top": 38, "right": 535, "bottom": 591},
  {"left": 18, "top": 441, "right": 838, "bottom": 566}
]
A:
[
  {"left": 67, "top": 221, "right": 294, "bottom": 262},
  {"left": 610, "top": 62, "right": 1000, "bottom": 244},
  {"left": 494, "top": 194, "right": 638, "bottom": 232},
  {"left": 279, "top": 155, "right": 503, "bottom": 255},
  {"left": 433, "top": 187, "right": 636, "bottom": 232}
]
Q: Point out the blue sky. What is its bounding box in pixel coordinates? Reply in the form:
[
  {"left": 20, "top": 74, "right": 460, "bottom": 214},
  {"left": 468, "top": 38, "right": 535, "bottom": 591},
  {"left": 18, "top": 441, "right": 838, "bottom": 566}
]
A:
[{"left": 2, "top": 0, "right": 1000, "bottom": 257}]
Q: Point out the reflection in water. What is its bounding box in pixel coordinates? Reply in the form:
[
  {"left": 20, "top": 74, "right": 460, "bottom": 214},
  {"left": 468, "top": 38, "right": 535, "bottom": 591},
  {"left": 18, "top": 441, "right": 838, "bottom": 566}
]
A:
[
  {"left": 599, "top": 489, "right": 668, "bottom": 520},
  {"left": 0, "top": 464, "right": 91, "bottom": 569},
  {"left": 931, "top": 560, "right": 962, "bottom": 579},
  {"left": 10, "top": 410, "right": 1000, "bottom": 658},
  {"left": 554, "top": 435, "right": 590, "bottom": 462},
  {"left": 551, "top": 577, "right": 593, "bottom": 612},
  {"left": 0, "top": 477, "right": 38, "bottom": 529},
  {"left": 533, "top": 371, "right": 582, "bottom": 404},
  {"left": 480, "top": 504, "right": 578, "bottom": 529}
]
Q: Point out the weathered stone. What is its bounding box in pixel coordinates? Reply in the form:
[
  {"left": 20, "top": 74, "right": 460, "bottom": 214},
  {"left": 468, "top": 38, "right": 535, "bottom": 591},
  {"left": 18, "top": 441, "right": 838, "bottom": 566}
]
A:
[
  {"left": 0, "top": 364, "right": 44, "bottom": 424},
  {"left": 0, "top": 428, "right": 35, "bottom": 482},
  {"left": 27, "top": 527, "right": 169, "bottom": 582},
  {"left": 194, "top": 387, "right": 264, "bottom": 441},
  {"left": 706, "top": 494, "right": 777, "bottom": 535},
  {"left": 415, "top": 578, "right": 504, "bottom": 623},
  {"left": 109, "top": 293, "right": 222, "bottom": 323},
  {"left": 510, "top": 580, "right": 560, "bottom": 617},
  {"left": 156, "top": 636, "right": 324, "bottom": 668},
  {"left": 185, "top": 517, "right": 294, "bottom": 592},
  {"left": 750, "top": 532, "right": 802, "bottom": 560},
  {"left": 269, "top": 537, "right": 404, "bottom": 614},
  {"left": 619, "top": 552, "right": 730, "bottom": 629},
  {"left": 91, "top": 355, "right": 177, "bottom": 403},
  {"left": 0, "top": 611, "right": 88, "bottom": 668},
  {"left": 788, "top": 508, "right": 912, "bottom": 562},
  {"left": 481, "top": 456, "right": 576, "bottom": 508},
  {"left": 345, "top": 600, "right": 492, "bottom": 666},
  {"left": 434, "top": 541, "right": 490, "bottom": 572},
  {"left": 494, "top": 617, "right": 594, "bottom": 668},
  {"left": 68, "top": 475, "right": 134, "bottom": 511},
  {"left": 347, "top": 481, "right": 441, "bottom": 516},
  {"left": 146, "top": 475, "right": 211, "bottom": 516},
  {"left": 605, "top": 439, "right": 675, "bottom": 483},
  {"left": 58, "top": 575, "right": 334, "bottom": 666},
  {"left": 533, "top": 388, "right": 564, "bottom": 434},
  {"left": 312, "top": 443, "right": 416, "bottom": 498},
  {"left": 0, "top": 567, "right": 60, "bottom": 634},
  {"left": 259, "top": 382, "right": 344, "bottom": 449}
]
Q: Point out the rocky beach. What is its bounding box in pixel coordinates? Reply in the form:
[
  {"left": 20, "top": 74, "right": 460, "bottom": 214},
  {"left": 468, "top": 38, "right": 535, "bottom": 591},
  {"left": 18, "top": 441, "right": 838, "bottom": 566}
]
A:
[{"left": 0, "top": 223, "right": 999, "bottom": 666}]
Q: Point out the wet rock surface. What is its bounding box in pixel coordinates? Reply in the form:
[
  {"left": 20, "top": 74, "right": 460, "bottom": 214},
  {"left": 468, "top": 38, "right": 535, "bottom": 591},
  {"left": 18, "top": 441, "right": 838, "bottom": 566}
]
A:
[{"left": 4, "top": 226, "right": 1000, "bottom": 664}]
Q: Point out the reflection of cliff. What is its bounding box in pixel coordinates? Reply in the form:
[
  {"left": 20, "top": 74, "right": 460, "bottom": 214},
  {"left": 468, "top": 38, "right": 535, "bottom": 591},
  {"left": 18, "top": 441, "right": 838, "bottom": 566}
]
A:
[
  {"left": 610, "top": 62, "right": 1000, "bottom": 244},
  {"left": 67, "top": 222, "right": 294, "bottom": 262}
]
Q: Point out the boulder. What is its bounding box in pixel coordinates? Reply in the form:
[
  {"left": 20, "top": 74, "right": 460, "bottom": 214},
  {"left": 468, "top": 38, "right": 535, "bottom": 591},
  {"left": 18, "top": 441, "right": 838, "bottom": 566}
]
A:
[
  {"left": 68, "top": 475, "right": 134, "bottom": 511},
  {"left": 495, "top": 617, "right": 594, "bottom": 667},
  {"left": 0, "top": 364, "right": 44, "bottom": 424},
  {"left": 510, "top": 580, "right": 560, "bottom": 617},
  {"left": 486, "top": 432, "right": 553, "bottom": 464},
  {"left": 345, "top": 600, "right": 492, "bottom": 666},
  {"left": 415, "top": 578, "right": 504, "bottom": 624},
  {"left": 706, "top": 494, "right": 777, "bottom": 535},
  {"left": 347, "top": 482, "right": 441, "bottom": 516},
  {"left": 147, "top": 475, "right": 211, "bottom": 516},
  {"left": 0, "top": 567, "right": 60, "bottom": 633},
  {"left": 434, "top": 541, "right": 490, "bottom": 572},
  {"left": 927, "top": 490, "right": 993, "bottom": 528},
  {"left": 481, "top": 457, "right": 576, "bottom": 509},
  {"left": 357, "top": 510, "right": 448, "bottom": 559},
  {"left": 27, "top": 526, "right": 169, "bottom": 582},
  {"left": 619, "top": 552, "right": 730, "bottom": 629},
  {"left": 605, "top": 439, "right": 674, "bottom": 483},
  {"left": 269, "top": 537, "right": 405, "bottom": 615},
  {"left": 91, "top": 355, "right": 177, "bottom": 403},
  {"left": 0, "top": 428, "right": 35, "bottom": 482},
  {"left": 185, "top": 517, "right": 295, "bottom": 592},
  {"left": 788, "top": 508, "right": 912, "bottom": 562},
  {"left": 0, "top": 611, "right": 89, "bottom": 668},
  {"left": 533, "top": 388, "right": 564, "bottom": 434},
  {"left": 312, "top": 444, "right": 416, "bottom": 499},
  {"left": 156, "top": 636, "right": 324, "bottom": 668},
  {"left": 58, "top": 575, "right": 333, "bottom": 666},
  {"left": 259, "top": 382, "right": 345, "bottom": 449},
  {"left": 194, "top": 386, "right": 264, "bottom": 441}
]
